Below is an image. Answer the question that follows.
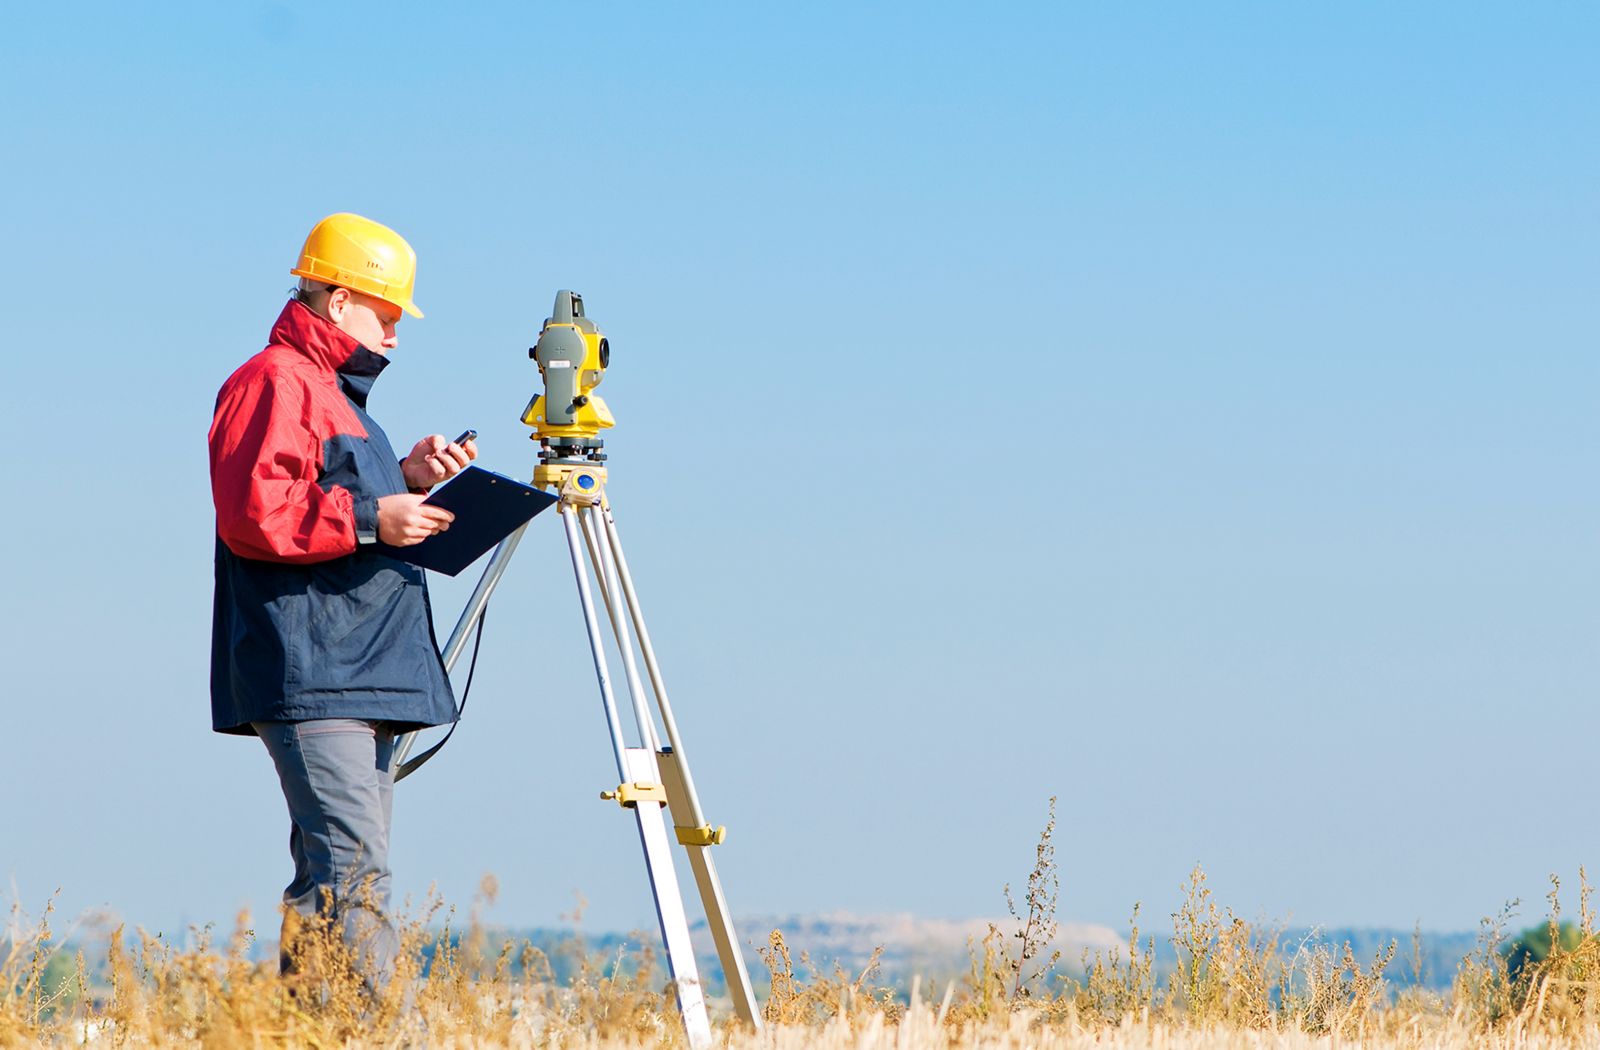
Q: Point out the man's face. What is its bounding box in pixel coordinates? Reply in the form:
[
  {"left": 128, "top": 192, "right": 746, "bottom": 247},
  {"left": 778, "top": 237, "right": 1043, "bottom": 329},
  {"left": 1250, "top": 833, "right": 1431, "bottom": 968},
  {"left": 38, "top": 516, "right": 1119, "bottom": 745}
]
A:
[{"left": 327, "top": 288, "right": 402, "bottom": 355}]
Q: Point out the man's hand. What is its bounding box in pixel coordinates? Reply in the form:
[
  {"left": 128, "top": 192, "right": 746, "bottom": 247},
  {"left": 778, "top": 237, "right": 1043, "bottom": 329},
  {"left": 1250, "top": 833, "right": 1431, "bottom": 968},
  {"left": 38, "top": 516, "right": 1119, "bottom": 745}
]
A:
[
  {"left": 401, "top": 434, "right": 478, "bottom": 491},
  {"left": 377, "top": 494, "right": 455, "bottom": 546}
]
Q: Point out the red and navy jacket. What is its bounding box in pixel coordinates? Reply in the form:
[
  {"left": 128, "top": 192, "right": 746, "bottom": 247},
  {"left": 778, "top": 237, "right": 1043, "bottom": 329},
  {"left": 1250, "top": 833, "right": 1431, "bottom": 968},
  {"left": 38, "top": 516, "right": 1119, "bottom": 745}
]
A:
[{"left": 208, "top": 299, "right": 456, "bottom": 734}]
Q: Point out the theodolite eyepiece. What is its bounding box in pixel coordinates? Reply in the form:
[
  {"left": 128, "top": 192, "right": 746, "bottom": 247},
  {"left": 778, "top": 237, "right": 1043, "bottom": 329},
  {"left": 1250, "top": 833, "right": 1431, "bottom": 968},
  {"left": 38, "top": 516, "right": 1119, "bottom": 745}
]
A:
[{"left": 522, "top": 290, "right": 615, "bottom": 461}]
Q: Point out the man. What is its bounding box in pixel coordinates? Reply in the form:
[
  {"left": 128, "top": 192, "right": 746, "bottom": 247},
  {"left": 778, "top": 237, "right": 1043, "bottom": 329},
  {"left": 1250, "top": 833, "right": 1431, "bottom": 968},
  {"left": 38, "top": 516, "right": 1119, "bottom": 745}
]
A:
[{"left": 208, "top": 212, "right": 475, "bottom": 995}]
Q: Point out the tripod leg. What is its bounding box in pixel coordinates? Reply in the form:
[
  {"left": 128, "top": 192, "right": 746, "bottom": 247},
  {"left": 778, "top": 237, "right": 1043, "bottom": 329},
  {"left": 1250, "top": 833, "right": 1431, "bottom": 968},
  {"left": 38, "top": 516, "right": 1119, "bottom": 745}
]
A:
[
  {"left": 473, "top": 503, "right": 710, "bottom": 1044},
  {"left": 577, "top": 505, "right": 658, "bottom": 752},
  {"left": 394, "top": 523, "right": 530, "bottom": 769},
  {"left": 559, "top": 505, "right": 632, "bottom": 781},
  {"left": 599, "top": 505, "right": 706, "bottom": 822},
  {"left": 621, "top": 748, "right": 714, "bottom": 1048},
  {"left": 602, "top": 505, "right": 763, "bottom": 1028},
  {"left": 657, "top": 748, "right": 764, "bottom": 1028},
  {"left": 571, "top": 505, "right": 711, "bottom": 1045}
]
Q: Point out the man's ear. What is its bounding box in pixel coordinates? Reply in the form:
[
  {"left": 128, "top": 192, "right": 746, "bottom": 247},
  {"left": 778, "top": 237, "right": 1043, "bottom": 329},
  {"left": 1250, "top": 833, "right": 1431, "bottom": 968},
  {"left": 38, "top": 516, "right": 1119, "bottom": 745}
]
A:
[{"left": 325, "top": 286, "right": 352, "bottom": 323}]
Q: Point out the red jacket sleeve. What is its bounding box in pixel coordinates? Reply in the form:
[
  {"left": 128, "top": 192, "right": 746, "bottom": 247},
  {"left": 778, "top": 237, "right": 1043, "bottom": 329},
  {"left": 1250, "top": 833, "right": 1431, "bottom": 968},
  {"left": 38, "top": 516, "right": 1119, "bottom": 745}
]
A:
[{"left": 209, "top": 369, "right": 360, "bottom": 563}]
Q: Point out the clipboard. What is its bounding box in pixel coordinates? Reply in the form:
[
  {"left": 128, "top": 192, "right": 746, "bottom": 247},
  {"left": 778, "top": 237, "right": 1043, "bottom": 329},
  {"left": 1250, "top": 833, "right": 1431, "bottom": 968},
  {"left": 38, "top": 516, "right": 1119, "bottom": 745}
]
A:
[{"left": 375, "top": 466, "right": 558, "bottom": 576}]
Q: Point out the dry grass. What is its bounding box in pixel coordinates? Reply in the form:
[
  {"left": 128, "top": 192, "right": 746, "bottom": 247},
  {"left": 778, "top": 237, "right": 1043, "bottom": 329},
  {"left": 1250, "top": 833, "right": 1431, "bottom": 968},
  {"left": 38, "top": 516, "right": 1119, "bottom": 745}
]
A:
[{"left": 7, "top": 807, "right": 1600, "bottom": 1048}]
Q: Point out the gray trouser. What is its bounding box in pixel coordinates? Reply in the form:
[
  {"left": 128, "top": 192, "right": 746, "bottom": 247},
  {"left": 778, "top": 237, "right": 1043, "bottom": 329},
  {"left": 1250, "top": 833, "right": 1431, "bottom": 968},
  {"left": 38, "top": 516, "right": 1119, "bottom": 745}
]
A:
[{"left": 254, "top": 719, "right": 399, "bottom": 995}]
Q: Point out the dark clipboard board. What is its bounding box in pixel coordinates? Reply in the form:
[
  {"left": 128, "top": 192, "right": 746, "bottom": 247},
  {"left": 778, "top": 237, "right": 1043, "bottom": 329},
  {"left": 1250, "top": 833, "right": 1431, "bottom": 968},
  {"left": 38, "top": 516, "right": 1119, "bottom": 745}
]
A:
[{"left": 375, "top": 466, "right": 557, "bottom": 576}]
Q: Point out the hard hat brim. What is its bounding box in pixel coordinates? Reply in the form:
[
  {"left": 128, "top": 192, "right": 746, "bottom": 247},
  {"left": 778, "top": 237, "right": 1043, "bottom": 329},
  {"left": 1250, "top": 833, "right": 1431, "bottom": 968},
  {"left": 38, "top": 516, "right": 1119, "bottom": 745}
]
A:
[{"left": 292, "top": 265, "right": 424, "bottom": 319}]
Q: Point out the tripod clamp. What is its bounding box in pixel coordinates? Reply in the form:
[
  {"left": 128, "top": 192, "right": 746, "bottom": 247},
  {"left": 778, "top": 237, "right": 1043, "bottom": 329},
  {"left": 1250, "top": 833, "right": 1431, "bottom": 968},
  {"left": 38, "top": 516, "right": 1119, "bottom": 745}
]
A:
[
  {"left": 601, "top": 781, "right": 667, "bottom": 806},
  {"left": 675, "top": 823, "right": 728, "bottom": 847}
]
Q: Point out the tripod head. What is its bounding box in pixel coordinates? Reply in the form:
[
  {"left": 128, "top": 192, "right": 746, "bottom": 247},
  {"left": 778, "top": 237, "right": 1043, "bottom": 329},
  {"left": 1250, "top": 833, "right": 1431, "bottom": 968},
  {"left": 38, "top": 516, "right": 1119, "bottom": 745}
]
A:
[{"left": 522, "top": 290, "right": 614, "bottom": 463}]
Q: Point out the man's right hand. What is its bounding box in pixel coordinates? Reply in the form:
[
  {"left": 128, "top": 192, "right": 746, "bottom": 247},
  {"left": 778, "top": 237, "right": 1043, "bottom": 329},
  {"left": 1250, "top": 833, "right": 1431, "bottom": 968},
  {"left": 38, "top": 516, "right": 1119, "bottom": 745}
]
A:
[{"left": 376, "top": 494, "right": 455, "bottom": 546}]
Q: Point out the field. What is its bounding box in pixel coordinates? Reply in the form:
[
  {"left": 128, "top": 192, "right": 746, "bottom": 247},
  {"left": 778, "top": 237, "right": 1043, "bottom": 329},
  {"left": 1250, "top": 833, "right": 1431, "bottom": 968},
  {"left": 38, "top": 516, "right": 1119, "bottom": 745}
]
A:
[{"left": 6, "top": 805, "right": 1599, "bottom": 1048}]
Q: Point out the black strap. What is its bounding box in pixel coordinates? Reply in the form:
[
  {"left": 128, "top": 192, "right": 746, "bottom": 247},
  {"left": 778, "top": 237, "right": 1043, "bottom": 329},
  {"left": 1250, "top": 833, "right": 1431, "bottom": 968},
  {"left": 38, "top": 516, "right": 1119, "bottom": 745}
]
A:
[{"left": 395, "top": 608, "right": 487, "bottom": 782}]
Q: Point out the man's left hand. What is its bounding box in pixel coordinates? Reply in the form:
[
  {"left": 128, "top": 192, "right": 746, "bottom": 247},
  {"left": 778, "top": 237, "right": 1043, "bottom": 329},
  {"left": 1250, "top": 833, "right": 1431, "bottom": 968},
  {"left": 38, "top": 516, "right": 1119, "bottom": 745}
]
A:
[{"left": 402, "top": 434, "right": 478, "bottom": 490}]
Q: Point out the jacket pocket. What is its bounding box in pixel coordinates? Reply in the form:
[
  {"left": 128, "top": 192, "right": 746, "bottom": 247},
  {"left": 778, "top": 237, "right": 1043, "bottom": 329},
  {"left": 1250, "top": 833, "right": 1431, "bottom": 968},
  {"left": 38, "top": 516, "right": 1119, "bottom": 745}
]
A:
[
  {"left": 299, "top": 556, "right": 430, "bottom": 693},
  {"left": 308, "top": 557, "right": 406, "bottom": 640}
]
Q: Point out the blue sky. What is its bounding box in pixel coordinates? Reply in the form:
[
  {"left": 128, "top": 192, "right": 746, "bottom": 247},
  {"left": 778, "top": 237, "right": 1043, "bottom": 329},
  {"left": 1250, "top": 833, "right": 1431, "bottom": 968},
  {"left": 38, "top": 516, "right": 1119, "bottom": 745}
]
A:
[{"left": 2, "top": 3, "right": 1596, "bottom": 943}]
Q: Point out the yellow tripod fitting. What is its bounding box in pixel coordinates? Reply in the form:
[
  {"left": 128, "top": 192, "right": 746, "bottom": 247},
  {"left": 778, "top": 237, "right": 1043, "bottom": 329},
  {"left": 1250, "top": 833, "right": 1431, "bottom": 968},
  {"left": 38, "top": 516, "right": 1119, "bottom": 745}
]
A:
[
  {"left": 601, "top": 781, "right": 668, "bottom": 808},
  {"left": 534, "top": 461, "right": 607, "bottom": 503},
  {"left": 675, "top": 824, "right": 728, "bottom": 847}
]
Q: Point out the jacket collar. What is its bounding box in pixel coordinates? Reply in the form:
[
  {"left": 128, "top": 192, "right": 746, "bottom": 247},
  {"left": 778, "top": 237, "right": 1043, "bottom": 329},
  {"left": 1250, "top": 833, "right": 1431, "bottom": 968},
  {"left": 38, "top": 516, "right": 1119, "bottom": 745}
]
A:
[
  {"left": 268, "top": 299, "right": 390, "bottom": 408},
  {"left": 268, "top": 299, "right": 391, "bottom": 378}
]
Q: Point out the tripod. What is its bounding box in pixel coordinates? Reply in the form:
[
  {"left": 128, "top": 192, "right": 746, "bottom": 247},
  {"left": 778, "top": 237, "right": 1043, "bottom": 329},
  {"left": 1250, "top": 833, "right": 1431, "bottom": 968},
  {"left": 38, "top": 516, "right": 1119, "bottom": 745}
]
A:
[{"left": 393, "top": 454, "right": 760, "bottom": 1047}]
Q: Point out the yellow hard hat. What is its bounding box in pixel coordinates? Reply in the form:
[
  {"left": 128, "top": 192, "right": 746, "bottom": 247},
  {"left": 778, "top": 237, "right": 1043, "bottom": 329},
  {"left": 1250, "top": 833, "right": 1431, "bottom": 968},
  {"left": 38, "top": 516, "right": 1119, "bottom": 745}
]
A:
[{"left": 291, "top": 212, "right": 424, "bottom": 319}]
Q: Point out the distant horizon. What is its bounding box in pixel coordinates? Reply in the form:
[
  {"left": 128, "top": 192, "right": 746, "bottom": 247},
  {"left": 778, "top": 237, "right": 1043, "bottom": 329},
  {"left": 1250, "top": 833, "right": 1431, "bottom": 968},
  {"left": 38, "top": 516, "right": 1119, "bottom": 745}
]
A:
[
  {"left": 5, "top": 900, "right": 1500, "bottom": 1000},
  {"left": 3, "top": 892, "right": 1535, "bottom": 943}
]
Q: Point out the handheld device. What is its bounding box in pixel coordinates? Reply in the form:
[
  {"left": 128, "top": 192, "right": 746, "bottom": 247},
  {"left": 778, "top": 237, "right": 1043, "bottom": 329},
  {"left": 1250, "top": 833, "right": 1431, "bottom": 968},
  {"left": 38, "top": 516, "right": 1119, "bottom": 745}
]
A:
[{"left": 453, "top": 429, "right": 478, "bottom": 447}]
